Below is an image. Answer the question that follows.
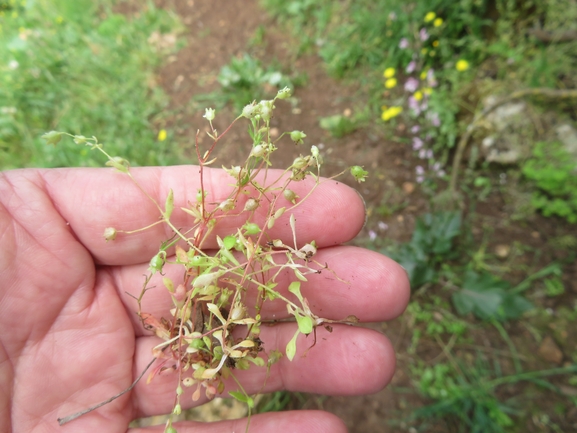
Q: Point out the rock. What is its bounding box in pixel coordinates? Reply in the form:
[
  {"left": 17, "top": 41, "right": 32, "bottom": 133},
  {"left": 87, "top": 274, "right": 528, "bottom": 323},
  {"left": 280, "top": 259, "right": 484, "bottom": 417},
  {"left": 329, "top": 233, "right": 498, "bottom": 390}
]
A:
[
  {"left": 479, "top": 95, "right": 534, "bottom": 164},
  {"left": 402, "top": 182, "right": 415, "bottom": 194},
  {"left": 538, "top": 336, "right": 563, "bottom": 365},
  {"left": 555, "top": 123, "right": 577, "bottom": 160},
  {"left": 494, "top": 244, "right": 510, "bottom": 258}
]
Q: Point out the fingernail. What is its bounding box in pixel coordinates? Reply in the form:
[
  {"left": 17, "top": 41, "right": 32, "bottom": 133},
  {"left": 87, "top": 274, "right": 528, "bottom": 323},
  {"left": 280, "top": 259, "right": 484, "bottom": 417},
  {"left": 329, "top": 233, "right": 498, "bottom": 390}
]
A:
[{"left": 354, "top": 188, "right": 368, "bottom": 229}]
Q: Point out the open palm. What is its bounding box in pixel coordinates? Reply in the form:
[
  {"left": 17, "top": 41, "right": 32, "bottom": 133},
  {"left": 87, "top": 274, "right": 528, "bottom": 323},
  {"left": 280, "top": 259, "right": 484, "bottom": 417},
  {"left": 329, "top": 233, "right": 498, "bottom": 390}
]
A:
[{"left": 0, "top": 166, "right": 409, "bottom": 433}]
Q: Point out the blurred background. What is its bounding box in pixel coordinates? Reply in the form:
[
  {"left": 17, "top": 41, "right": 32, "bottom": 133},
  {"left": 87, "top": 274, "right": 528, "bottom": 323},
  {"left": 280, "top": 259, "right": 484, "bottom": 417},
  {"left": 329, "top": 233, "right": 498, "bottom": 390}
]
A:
[{"left": 1, "top": 0, "right": 576, "bottom": 431}]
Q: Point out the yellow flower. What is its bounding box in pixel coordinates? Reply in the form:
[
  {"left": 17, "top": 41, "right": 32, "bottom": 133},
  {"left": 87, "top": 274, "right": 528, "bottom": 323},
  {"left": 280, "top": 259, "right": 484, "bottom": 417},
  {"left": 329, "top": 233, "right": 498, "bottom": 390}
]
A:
[
  {"left": 456, "top": 59, "right": 470, "bottom": 71},
  {"left": 413, "top": 91, "right": 423, "bottom": 101},
  {"left": 424, "top": 12, "right": 436, "bottom": 23},
  {"left": 423, "top": 87, "right": 433, "bottom": 95},
  {"left": 433, "top": 18, "right": 443, "bottom": 27},
  {"left": 383, "top": 67, "right": 396, "bottom": 78},
  {"left": 421, "top": 48, "right": 428, "bottom": 55},
  {"left": 381, "top": 106, "right": 403, "bottom": 121},
  {"left": 158, "top": 129, "right": 167, "bottom": 141},
  {"left": 432, "top": 40, "right": 439, "bottom": 47},
  {"left": 384, "top": 77, "right": 397, "bottom": 89},
  {"left": 420, "top": 69, "right": 428, "bottom": 80}
]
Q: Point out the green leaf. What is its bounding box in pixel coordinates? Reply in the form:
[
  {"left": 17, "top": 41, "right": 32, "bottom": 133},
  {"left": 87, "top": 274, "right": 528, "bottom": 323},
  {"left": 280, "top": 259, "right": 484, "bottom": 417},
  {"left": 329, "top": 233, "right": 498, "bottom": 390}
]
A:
[
  {"left": 288, "top": 281, "right": 304, "bottom": 303},
  {"left": 248, "top": 356, "right": 266, "bottom": 367},
  {"left": 295, "top": 313, "right": 313, "bottom": 335},
  {"left": 294, "top": 269, "right": 308, "bottom": 281},
  {"left": 452, "top": 288, "right": 503, "bottom": 319},
  {"left": 207, "top": 303, "right": 227, "bottom": 325},
  {"left": 164, "top": 189, "right": 174, "bottom": 219},
  {"left": 500, "top": 292, "right": 533, "bottom": 320},
  {"left": 285, "top": 330, "right": 299, "bottom": 361},
  {"left": 229, "top": 391, "right": 253, "bottom": 407},
  {"left": 452, "top": 270, "right": 532, "bottom": 321}
]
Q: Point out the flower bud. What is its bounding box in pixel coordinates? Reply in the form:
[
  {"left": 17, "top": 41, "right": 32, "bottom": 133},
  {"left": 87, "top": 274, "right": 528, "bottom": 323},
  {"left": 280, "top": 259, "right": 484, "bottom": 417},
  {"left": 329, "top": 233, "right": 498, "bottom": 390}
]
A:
[
  {"left": 219, "top": 199, "right": 235, "bottom": 211},
  {"left": 291, "top": 168, "right": 307, "bottom": 181},
  {"left": 103, "top": 227, "right": 117, "bottom": 241},
  {"left": 149, "top": 252, "right": 165, "bottom": 273},
  {"left": 290, "top": 130, "right": 306, "bottom": 145},
  {"left": 243, "top": 222, "right": 261, "bottom": 235},
  {"left": 258, "top": 100, "right": 273, "bottom": 121},
  {"left": 230, "top": 304, "right": 247, "bottom": 321},
  {"left": 250, "top": 144, "right": 267, "bottom": 158},
  {"left": 223, "top": 165, "right": 241, "bottom": 178},
  {"left": 283, "top": 189, "right": 298, "bottom": 204},
  {"left": 292, "top": 156, "right": 308, "bottom": 169},
  {"left": 311, "top": 145, "right": 320, "bottom": 159},
  {"left": 242, "top": 103, "right": 258, "bottom": 118},
  {"left": 276, "top": 86, "right": 292, "bottom": 99},
  {"left": 42, "top": 130, "right": 62, "bottom": 145},
  {"left": 203, "top": 107, "right": 215, "bottom": 121},
  {"left": 244, "top": 198, "right": 259, "bottom": 211},
  {"left": 350, "top": 165, "right": 369, "bottom": 183}
]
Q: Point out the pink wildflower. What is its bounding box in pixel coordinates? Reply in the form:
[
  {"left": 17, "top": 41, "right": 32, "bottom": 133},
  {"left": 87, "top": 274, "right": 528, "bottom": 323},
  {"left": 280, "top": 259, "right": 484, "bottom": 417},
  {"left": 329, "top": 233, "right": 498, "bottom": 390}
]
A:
[
  {"left": 404, "top": 77, "right": 420, "bottom": 92},
  {"left": 406, "top": 61, "right": 416, "bottom": 74}
]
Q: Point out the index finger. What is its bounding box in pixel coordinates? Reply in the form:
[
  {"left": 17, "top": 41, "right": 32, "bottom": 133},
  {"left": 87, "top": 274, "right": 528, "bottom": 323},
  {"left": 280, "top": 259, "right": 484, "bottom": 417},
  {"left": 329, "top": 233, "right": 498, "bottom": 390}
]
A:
[{"left": 40, "top": 166, "right": 366, "bottom": 265}]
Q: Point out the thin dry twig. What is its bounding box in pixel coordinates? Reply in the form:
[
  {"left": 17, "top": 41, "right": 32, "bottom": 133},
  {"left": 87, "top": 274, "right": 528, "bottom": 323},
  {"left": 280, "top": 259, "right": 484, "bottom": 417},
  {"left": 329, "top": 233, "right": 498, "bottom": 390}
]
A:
[
  {"left": 57, "top": 357, "right": 157, "bottom": 426},
  {"left": 528, "top": 28, "right": 577, "bottom": 43}
]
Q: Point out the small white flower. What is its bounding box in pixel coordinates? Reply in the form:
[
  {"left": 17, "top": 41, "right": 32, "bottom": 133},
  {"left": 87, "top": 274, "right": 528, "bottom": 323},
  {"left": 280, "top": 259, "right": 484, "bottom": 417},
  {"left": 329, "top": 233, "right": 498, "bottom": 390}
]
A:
[{"left": 203, "top": 108, "right": 215, "bottom": 121}]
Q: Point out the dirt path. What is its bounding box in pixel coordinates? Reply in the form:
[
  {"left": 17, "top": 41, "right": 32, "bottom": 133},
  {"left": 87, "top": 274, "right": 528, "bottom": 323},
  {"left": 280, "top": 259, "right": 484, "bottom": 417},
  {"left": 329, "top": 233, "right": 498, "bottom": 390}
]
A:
[{"left": 147, "top": 1, "right": 421, "bottom": 431}]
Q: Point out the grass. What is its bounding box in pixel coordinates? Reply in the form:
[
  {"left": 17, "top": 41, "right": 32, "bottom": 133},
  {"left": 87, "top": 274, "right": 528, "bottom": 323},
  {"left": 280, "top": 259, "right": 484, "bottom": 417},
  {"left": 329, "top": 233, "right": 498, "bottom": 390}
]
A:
[{"left": 0, "top": 0, "right": 184, "bottom": 169}]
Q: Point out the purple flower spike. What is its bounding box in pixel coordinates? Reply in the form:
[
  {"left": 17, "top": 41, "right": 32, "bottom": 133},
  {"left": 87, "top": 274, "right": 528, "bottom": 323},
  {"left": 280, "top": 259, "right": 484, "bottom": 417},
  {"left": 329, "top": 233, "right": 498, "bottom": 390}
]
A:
[
  {"left": 408, "top": 96, "right": 421, "bottom": 115},
  {"left": 412, "top": 137, "right": 424, "bottom": 150},
  {"left": 404, "top": 77, "right": 419, "bottom": 92},
  {"left": 420, "top": 28, "right": 429, "bottom": 41},
  {"left": 406, "top": 61, "right": 416, "bottom": 74}
]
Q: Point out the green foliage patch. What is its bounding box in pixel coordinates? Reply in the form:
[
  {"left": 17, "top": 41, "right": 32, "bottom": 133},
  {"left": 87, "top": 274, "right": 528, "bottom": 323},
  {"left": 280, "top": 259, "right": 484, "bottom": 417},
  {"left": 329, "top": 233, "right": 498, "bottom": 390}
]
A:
[
  {"left": 0, "top": 0, "right": 184, "bottom": 169},
  {"left": 193, "top": 53, "right": 302, "bottom": 112},
  {"left": 386, "top": 211, "right": 461, "bottom": 288},
  {"left": 521, "top": 141, "right": 577, "bottom": 224},
  {"left": 452, "top": 270, "right": 533, "bottom": 321}
]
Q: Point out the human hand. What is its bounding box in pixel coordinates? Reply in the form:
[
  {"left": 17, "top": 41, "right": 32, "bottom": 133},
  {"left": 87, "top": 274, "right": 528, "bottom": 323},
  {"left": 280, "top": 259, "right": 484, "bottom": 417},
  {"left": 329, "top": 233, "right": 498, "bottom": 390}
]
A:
[{"left": 0, "top": 166, "right": 409, "bottom": 432}]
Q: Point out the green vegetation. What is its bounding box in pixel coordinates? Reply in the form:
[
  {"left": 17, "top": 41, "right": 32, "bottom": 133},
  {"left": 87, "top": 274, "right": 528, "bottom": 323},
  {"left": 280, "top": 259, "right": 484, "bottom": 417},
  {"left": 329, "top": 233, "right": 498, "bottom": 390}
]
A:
[
  {"left": 0, "top": 0, "right": 184, "bottom": 169},
  {"left": 3, "top": 0, "right": 577, "bottom": 430},
  {"left": 261, "top": 0, "right": 577, "bottom": 430},
  {"left": 193, "top": 53, "right": 302, "bottom": 111},
  {"left": 386, "top": 211, "right": 461, "bottom": 288},
  {"left": 412, "top": 359, "right": 577, "bottom": 433},
  {"left": 521, "top": 141, "right": 577, "bottom": 223}
]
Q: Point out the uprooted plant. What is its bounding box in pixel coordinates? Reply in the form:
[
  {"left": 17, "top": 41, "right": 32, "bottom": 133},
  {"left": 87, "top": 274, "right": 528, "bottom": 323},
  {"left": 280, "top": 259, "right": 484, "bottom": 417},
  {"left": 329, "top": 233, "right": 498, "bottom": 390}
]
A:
[{"left": 44, "top": 87, "right": 368, "bottom": 432}]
